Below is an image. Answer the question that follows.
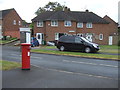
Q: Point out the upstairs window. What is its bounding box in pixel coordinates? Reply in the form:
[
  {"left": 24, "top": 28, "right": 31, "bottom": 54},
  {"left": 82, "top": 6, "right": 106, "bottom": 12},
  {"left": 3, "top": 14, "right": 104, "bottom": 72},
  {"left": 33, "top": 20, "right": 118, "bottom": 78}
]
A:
[
  {"left": 13, "top": 20, "right": 16, "bottom": 25},
  {"left": 86, "top": 22, "right": 92, "bottom": 28},
  {"left": 64, "top": 21, "right": 72, "bottom": 27},
  {"left": 77, "top": 23, "right": 83, "bottom": 28},
  {"left": 37, "top": 21, "right": 43, "bottom": 27},
  {"left": 51, "top": 20, "right": 58, "bottom": 26}
]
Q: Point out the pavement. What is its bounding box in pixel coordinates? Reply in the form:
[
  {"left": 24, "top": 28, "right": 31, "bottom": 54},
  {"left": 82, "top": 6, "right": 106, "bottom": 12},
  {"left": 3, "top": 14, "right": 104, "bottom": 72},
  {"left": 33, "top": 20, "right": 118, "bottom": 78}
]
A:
[{"left": 2, "top": 65, "right": 118, "bottom": 88}]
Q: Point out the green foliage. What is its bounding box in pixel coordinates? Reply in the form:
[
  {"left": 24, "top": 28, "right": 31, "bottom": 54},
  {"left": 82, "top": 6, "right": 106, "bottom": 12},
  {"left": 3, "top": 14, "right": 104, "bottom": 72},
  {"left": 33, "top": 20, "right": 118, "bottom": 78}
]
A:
[
  {"left": 118, "top": 40, "right": 120, "bottom": 46},
  {"left": 118, "top": 28, "right": 120, "bottom": 33},
  {"left": 29, "top": 23, "right": 34, "bottom": 29},
  {"left": 118, "top": 28, "right": 120, "bottom": 46},
  {"left": 22, "top": 20, "right": 27, "bottom": 26},
  {"left": 35, "top": 7, "right": 46, "bottom": 15},
  {"left": 31, "top": 45, "right": 119, "bottom": 60},
  {"left": 31, "top": 48, "right": 118, "bottom": 60},
  {"left": 0, "top": 37, "right": 17, "bottom": 44},
  {"left": 35, "top": 1, "right": 68, "bottom": 15}
]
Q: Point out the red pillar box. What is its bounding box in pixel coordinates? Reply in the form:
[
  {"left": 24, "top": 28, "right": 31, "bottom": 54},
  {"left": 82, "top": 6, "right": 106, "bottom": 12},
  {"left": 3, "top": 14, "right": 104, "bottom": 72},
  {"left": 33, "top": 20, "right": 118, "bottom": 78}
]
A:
[{"left": 21, "top": 43, "right": 31, "bottom": 70}]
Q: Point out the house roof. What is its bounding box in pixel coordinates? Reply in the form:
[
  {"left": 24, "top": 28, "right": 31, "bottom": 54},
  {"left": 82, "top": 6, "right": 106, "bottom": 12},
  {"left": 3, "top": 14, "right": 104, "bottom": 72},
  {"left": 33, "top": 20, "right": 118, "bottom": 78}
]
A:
[
  {"left": 32, "top": 10, "right": 109, "bottom": 24},
  {"left": 0, "top": 8, "right": 14, "bottom": 19},
  {"left": 103, "top": 15, "right": 117, "bottom": 24}
]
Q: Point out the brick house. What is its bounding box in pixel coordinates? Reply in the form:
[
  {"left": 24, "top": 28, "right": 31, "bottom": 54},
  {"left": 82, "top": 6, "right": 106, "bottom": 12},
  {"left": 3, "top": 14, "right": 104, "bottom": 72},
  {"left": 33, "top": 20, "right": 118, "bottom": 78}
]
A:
[
  {"left": 32, "top": 10, "right": 118, "bottom": 45},
  {"left": 0, "top": 11, "right": 2, "bottom": 39},
  {"left": 0, "top": 8, "right": 23, "bottom": 39}
]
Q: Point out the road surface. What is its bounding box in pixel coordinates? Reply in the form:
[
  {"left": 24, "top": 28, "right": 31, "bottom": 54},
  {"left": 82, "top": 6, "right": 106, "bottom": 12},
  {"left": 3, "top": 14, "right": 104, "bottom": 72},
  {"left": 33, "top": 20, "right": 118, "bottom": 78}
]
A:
[{"left": 2, "top": 45, "right": 119, "bottom": 88}]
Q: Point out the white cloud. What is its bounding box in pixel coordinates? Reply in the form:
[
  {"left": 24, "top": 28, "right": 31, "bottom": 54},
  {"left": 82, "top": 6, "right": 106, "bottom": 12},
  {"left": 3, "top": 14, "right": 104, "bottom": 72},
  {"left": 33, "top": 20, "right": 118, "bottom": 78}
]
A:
[{"left": 0, "top": 0, "right": 119, "bottom": 22}]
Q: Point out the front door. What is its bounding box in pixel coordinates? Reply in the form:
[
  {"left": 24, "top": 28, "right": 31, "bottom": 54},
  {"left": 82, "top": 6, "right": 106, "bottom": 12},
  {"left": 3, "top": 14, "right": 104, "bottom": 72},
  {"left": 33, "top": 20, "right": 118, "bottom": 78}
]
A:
[
  {"left": 86, "top": 34, "right": 93, "bottom": 42},
  {"left": 36, "top": 33, "right": 44, "bottom": 44},
  {"left": 55, "top": 33, "right": 66, "bottom": 40},
  {"left": 109, "top": 36, "right": 113, "bottom": 45}
]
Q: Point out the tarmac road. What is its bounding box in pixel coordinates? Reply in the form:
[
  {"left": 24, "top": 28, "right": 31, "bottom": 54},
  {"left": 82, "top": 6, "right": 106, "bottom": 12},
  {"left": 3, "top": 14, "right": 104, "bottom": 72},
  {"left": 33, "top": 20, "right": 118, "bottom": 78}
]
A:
[{"left": 2, "top": 45, "right": 119, "bottom": 88}]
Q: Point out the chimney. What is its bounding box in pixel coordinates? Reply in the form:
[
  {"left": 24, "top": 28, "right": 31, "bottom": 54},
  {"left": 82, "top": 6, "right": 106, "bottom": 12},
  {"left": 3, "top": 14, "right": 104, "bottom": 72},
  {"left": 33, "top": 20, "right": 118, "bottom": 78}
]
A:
[
  {"left": 63, "top": 7, "right": 70, "bottom": 12},
  {"left": 85, "top": 9, "right": 89, "bottom": 12}
]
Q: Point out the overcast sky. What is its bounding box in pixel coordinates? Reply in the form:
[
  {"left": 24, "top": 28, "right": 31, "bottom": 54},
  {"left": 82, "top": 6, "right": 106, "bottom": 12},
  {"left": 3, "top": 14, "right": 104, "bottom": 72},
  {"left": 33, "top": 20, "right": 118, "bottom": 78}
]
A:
[{"left": 0, "top": 0, "right": 119, "bottom": 23}]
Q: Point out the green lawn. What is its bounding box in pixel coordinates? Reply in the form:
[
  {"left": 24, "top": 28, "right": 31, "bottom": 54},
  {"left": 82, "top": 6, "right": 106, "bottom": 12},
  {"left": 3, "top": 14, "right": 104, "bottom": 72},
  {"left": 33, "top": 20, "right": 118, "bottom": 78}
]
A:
[
  {"left": 0, "top": 60, "right": 21, "bottom": 70},
  {"left": 0, "top": 38, "right": 18, "bottom": 44},
  {"left": 31, "top": 45, "right": 119, "bottom": 60},
  {"left": 0, "top": 40, "right": 9, "bottom": 44},
  {"left": 99, "top": 45, "right": 119, "bottom": 54}
]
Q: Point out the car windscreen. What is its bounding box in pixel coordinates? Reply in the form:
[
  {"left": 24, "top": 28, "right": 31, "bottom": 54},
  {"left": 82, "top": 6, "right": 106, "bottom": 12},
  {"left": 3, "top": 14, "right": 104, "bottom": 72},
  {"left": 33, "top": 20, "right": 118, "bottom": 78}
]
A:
[{"left": 81, "top": 37, "right": 91, "bottom": 43}]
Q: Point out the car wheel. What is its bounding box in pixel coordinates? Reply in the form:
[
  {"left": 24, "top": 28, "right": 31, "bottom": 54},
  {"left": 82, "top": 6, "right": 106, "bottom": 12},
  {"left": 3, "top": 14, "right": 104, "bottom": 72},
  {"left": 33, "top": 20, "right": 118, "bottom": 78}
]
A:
[
  {"left": 59, "top": 46, "right": 65, "bottom": 51},
  {"left": 85, "top": 47, "right": 91, "bottom": 53}
]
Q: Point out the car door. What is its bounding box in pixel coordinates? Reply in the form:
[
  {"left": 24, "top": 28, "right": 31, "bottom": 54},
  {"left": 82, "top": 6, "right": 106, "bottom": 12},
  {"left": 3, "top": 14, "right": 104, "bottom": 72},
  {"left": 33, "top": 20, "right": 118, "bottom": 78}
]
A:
[
  {"left": 67, "top": 36, "right": 75, "bottom": 50},
  {"left": 63, "top": 36, "right": 75, "bottom": 50},
  {"left": 74, "top": 37, "right": 84, "bottom": 50}
]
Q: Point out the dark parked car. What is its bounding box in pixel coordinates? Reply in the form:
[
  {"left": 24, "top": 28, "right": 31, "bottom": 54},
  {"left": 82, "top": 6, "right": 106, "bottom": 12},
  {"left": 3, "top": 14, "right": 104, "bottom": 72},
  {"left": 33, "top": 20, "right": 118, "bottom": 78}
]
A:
[{"left": 56, "top": 35, "right": 100, "bottom": 53}]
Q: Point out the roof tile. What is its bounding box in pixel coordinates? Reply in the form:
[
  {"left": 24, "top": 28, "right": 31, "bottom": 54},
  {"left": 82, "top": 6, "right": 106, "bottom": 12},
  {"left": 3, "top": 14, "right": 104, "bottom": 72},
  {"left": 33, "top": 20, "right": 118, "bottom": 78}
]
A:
[{"left": 32, "top": 10, "right": 109, "bottom": 24}]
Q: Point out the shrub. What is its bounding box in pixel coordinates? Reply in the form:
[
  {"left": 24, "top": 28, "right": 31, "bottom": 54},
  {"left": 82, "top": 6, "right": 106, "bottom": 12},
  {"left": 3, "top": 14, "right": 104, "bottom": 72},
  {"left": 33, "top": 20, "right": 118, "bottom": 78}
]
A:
[{"left": 118, "top": 40, "right": 120, "bottom": 46}]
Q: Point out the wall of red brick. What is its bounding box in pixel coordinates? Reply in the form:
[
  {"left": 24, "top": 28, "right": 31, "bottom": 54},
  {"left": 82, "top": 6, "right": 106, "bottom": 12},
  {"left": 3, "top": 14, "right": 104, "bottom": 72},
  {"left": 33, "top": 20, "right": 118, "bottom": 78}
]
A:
[
  {"left": 4, "top": 30, "right": 20, "bottom": 38},
  {"left": 2, "top": 9, "right": 22, "bottom": 39},
  {"left": 103, "top": 16, "right": 118, "bottom": 35},
  {"left": 34, "top": 19, "right": 118, "bottom": 45},
  {"left": 0, "top": 20, "right": 2, "bottom": 25},
  {"left": 45, "top": 21, "right": 76, "bottom": 41}
]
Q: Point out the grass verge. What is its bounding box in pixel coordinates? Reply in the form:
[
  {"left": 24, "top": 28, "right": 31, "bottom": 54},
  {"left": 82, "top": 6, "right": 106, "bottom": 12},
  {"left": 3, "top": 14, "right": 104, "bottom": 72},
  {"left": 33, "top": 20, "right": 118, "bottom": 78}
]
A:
[
  {"left": 99, "top": 45, "right": 119, "bottom": 54},
  {"left": 31, "top": 49, "right": 119, "bottom": 60},
  {"left": 0, "top": 38, "right": 18, "bottom": 44},
  {"left": 39, "top": 45, "right": 119, "bottom": 54},
  {"left": 0, "top": 60, "right": 21, "bottom": 70}
]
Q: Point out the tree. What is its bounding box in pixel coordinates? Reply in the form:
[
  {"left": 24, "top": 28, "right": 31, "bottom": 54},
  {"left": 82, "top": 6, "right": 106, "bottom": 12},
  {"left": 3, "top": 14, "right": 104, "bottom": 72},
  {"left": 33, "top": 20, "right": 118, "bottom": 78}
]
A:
[
  {"left": 35, "top": 1, "right": 68, "bottom": 15},
  {"left": 29, "top": 23, "right": 34, "bottom": 29},
  {"left": 22, "top": 20, "right": 27, "bottom": 27}
]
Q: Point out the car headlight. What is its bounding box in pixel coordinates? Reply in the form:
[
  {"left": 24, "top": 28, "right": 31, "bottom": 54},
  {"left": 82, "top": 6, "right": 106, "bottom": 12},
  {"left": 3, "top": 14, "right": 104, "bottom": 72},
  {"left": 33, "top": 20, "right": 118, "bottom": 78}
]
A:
[{"left": 93, "top": 44, "right": 98, "bottom": 48}]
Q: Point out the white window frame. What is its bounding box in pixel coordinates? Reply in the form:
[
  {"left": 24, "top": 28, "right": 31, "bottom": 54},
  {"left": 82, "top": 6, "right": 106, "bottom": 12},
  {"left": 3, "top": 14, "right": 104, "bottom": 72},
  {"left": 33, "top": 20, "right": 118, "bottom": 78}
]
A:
[
  {"left": 0, "top": 25, "right": 1, "bottom": 30},
  {"left": 13, "top": 20, "right": 16, "bottom": 25},
  {"left": 99, "top": 34, "right": 103, "bottom": 40},
  {"left": 55, "top": 33, "right": 59, "bottom": 40},
  {"left": 18, "top": 21, "right": 21, "bottom": 26},
  {"left": 37, "top": 21, "right": 43, "bottom": 27},
  {"left": 64, "top": 21, "right": 72, "bottom": 27},
  {"left": 77, "top": 23, "right": 83, "bottom": 28},
  {"left": 51, "top": 20, "right": 58, "bottom": 26},
  {"left": 86, "top": 22, "right": 92, "bottom": 28}
]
